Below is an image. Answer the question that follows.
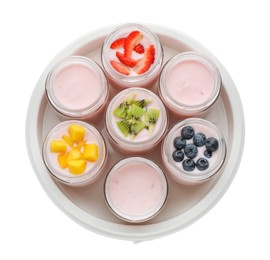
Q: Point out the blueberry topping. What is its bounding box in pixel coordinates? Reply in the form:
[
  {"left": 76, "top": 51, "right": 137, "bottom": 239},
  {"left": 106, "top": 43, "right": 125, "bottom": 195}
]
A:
[
  {"left": 184, "top": 143, "right": 198, "bottom": 159},
  {"left": 205, "top": 137, "right": 219, "bottom": 152},
  {"left": 182, "top": 159, "right": 196, "bottom": 171},
  {"left": 181, "top": 126, "right": 194, "bottom": 140},
  {"left": 193, "top": 132, "right": 206, "bottom": 147},
  {"left": 204, "top": 150, "right": 212, "bottom": 158},
  {"left": 173, "top": 136, "right": 186, "bottom": 150},
  {"left": 196, "top": 158, "right": 209, "bottom": 171},
  {"left": 172, "top": 150, "right": 184, "bottom": 162}
]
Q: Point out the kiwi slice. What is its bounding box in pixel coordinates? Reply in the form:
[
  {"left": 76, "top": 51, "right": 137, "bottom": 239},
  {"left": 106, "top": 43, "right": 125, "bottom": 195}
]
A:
[
  {"left": 129, "top": 120, "right": 146, "bottom": 140},
  {"left": 145, "top": 108, "right": 160, "bottom": 135},
  {"left": 116, "top": 119, "right": 145, "bottom": 139},
  {"left": 132, "top": 99, "right": 151, "bottom": 108},
  {"left": 113, "top": 106, "right": 127, "bottom": 119},
  {"left": 113, "top": 92, "right": 136, "bottom": 119},
  {"left": 129, "top": 104, "right": 145, "bottom": 120},
  {"left": 116, "top": 120, "right": 130, "bottom": 137}
]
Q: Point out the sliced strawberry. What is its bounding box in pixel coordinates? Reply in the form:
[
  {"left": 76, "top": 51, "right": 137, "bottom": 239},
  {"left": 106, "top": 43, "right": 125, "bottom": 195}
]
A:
[
  {"left": 110, "top": 60, "right": 130, "bottom": 75},
  {"left": 133, "top": 43, "right": 145, "bottom": 54},
  {"left": 116, "top": 51, "right": 138, "bottom": 68},
  {"left": 110, "top": 37, "right": 125, "bottom": 49},
  {"left": 124, "top": 31, "right": 143, "bottom": 58},
  {"left": 134, "top": 45, "right": 155, "bottom": 75}
]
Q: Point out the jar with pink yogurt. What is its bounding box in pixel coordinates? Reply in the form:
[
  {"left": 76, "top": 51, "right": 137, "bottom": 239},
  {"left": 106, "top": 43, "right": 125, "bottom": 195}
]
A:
[
  {"left": 104, "top": 157, "right": 168, "bottom": 223},
  {"left": 159, "top": 52, "right": 222, "bottom": 117},
  {"left": 45, "top": 56, "right": 109, "bottom": 121}
]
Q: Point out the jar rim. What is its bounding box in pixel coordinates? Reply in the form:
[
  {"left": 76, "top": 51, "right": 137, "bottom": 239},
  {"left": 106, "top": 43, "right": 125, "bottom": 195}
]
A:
[
  {"left": 101, "top": 23, "right": 163, "bottom": 83},
  {"left": 104, "top": 157, "right": 168, "bottom": 222},
  {"left": 105, "top": 87, "right": 168, "bottom": 151},
  {"left": 45, "top": 56, "right": 108, "bottom": 118},
  {"left": 162, "top": 118, "right": 226, "bottom": 182},
  {"left": 159, "top": 52, "right": 222, "bottom": 115},
  {"left": 42, "top": 120, "right": 106, "bottom": 185}
]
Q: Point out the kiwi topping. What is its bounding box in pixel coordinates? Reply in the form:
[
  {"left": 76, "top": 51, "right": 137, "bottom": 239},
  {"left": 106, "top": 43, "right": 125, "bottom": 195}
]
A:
[
  {"left": 145, "top": 108, "right": 160, "bottom": 135},
  {"left": 113, "top": 92, "right": 160, "bottom": 139}
]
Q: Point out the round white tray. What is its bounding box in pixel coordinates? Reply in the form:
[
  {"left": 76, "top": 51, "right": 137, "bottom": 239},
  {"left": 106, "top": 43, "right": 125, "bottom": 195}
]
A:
[{"left": 25, "top": 24, "right": 245, "bottom": 242}]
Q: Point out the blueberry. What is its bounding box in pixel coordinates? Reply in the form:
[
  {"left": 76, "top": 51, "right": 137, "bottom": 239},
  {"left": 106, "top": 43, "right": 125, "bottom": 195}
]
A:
[
  {"left": 204, "top": 150, "right": 212, "bottom": 158},
  {"left": 172, "top": 150, "right": 184, "bottom": 162},
  {"left": 205, "top": 137, "right": 219, "bottom": 152},
  {"left": 196, "top": 158, "right": 209, "bottom": 171},
  {"left": 173, "top": 136, "right": 186, "bottom": 150},
  {"left": 182, "top": 159, "right": 196, "bottom": 171},
  {"left": 181, "top": 126, "right": 194, "bottom": 140},
  {"left": 193, "top": 132, "right": 206, "bottom": 147},
  {"left": 184, "top": 143, "right": 198, "bottom": 159}
]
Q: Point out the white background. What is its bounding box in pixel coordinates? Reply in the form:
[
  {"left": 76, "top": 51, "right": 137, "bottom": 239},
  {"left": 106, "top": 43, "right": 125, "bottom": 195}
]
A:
[{"left": 1, "top": 0, "right": 269, "bottom": 259}]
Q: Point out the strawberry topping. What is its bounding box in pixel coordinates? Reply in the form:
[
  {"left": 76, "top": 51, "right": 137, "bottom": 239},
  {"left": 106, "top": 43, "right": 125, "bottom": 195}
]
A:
[
  {"left": 116, "top": 51, "right": 138, "bottom": 68},
  {"left": 110, "top": 38, "right": 125, "bottom": 49},
  {"left": 110, "top": 60, "right": 130, "bottom": 75},
  {"left": 124, "top": 31, "right": 143, "bottom": 58},
  {"left": 133, "top": 43, "right": 145, "bottom": 54},
  {"left": 134, "top": 45, "right": 155, "bottom": 75},
  {"left": 109, "top": 30, "right": 156, "bottom": 75}
]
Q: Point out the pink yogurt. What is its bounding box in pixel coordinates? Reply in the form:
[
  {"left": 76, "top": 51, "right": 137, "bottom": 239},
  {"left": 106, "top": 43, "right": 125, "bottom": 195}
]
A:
[
  {"left": 159, "top": 52, "right": 221, "bottom": 117},
  {"left": 53, "top": 63, "right": 100, "bottom": 110},
  {"left": 104, "top": 157, "right": 168, "bottom": 222},
  {"left": 46, "top": 56, "right": 108, "bottom": 120}
]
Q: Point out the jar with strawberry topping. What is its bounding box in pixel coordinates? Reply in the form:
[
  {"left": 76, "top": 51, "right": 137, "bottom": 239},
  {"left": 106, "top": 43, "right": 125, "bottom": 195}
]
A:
[{"left": 101, "top": 23, "right": 163, "bottom": 89}]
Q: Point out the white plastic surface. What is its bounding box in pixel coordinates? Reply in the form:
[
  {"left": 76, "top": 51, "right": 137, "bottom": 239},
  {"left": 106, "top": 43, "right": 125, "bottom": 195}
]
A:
[{"left": 25, "top": 25, "right": 245, "bottom": 242}]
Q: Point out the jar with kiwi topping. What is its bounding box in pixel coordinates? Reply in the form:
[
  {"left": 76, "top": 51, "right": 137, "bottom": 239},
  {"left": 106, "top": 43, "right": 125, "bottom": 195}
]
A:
[{"left": 105, "top": 88, "right": 168, "bottom": 153}]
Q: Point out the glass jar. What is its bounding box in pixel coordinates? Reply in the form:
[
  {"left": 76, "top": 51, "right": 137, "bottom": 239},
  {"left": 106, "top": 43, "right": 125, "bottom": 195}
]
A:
[
  {"left": 45, "top": 56, "right": 109, "bottom": 120},
  {"left": 104, "top": 157, "right": 168, "bottom": 223},
  {"left": 42, "top": 120, "right": 107, "bottom": 186},
  {"left": 161, "top": 118, "right": 226, "bottom": 185},
  {"left": 159, "top": 52, "right": 222, "bottom": 117},
  {"left": 105, "top": 87, "right": 168, "bottom": 153},
  {"left": 101, "top": 23, "right": 163, "bottom": 89}
]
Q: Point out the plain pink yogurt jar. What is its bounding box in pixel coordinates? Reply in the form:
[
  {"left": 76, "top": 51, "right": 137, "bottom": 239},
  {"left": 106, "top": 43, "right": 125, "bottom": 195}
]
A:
[
  {"left": 162, "top": 118, "right": 226, "bottom": 185},
  {"left": 42, "top": 120, "right": 106, "bottom": 186},
  {"left": 104, "top": 157, "right": 168, "bottom": 223},
  {"left": 101, "top": 23, "right": 163, "bottom": 89},
  {"left": 159, "top": 52, "right": 222, "bottom": 117},
  {"left": 46, "top": 56, "right": 109, "bottom": 120},
  {"left": 105, "top": 87, "right": 168, "bottom": 153}
]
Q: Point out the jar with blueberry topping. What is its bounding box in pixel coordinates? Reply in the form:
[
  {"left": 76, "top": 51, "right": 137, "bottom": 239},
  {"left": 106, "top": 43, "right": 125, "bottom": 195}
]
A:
[{"left": 161, "top": 118, "right": 226, "bottom": 185}]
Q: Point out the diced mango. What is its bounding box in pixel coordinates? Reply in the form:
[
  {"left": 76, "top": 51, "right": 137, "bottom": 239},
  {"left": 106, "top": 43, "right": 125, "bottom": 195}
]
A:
[
  {"left": 68, "top": 147, "right": 83, "bottom": 161},
  {"left": 83, "top": 143, "right": 99, "bottom": 162},
  {"left": 62, "top": 134, "right": 74, "bottom": 148},
  {"left": 68, "top": 159, "right": 86, "bottom": 175},
  {"left": 50, "top": 140, "right": 67, "bottom": 153},
  {"left": 75, "top": 140, "right": 86, "bottom": 150},
  {"left": 58, "top": 153, "right": 68, "bottom": 169},
  {"left": 68, "top": 124, "right": 85, "bottom": 142}
]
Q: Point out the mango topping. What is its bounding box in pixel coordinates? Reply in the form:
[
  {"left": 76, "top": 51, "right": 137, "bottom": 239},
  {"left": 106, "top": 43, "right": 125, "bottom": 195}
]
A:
[
  {"left": 50, "top": 140, "right": 67, "bottom": 153},
  {"left": 68, "top": 124, "right": 85, "bottom": 142},
  {"left": 83, "top": 143, "right": 99, "bottom": 162},
  {"left": 62, "top": 134, "right": 74, "bottom": 148},
  {"left": 68, "top": 147, "right": 83, "bottom": 161},
  {"left": 68, "top": 159, "right": 86, "bottom": 175},
  {"left": 50, "top": 124, "right": 99, "bottom": 175},
  {"left": 58, "top": 153, "right": 69, "bottom": 169}
]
